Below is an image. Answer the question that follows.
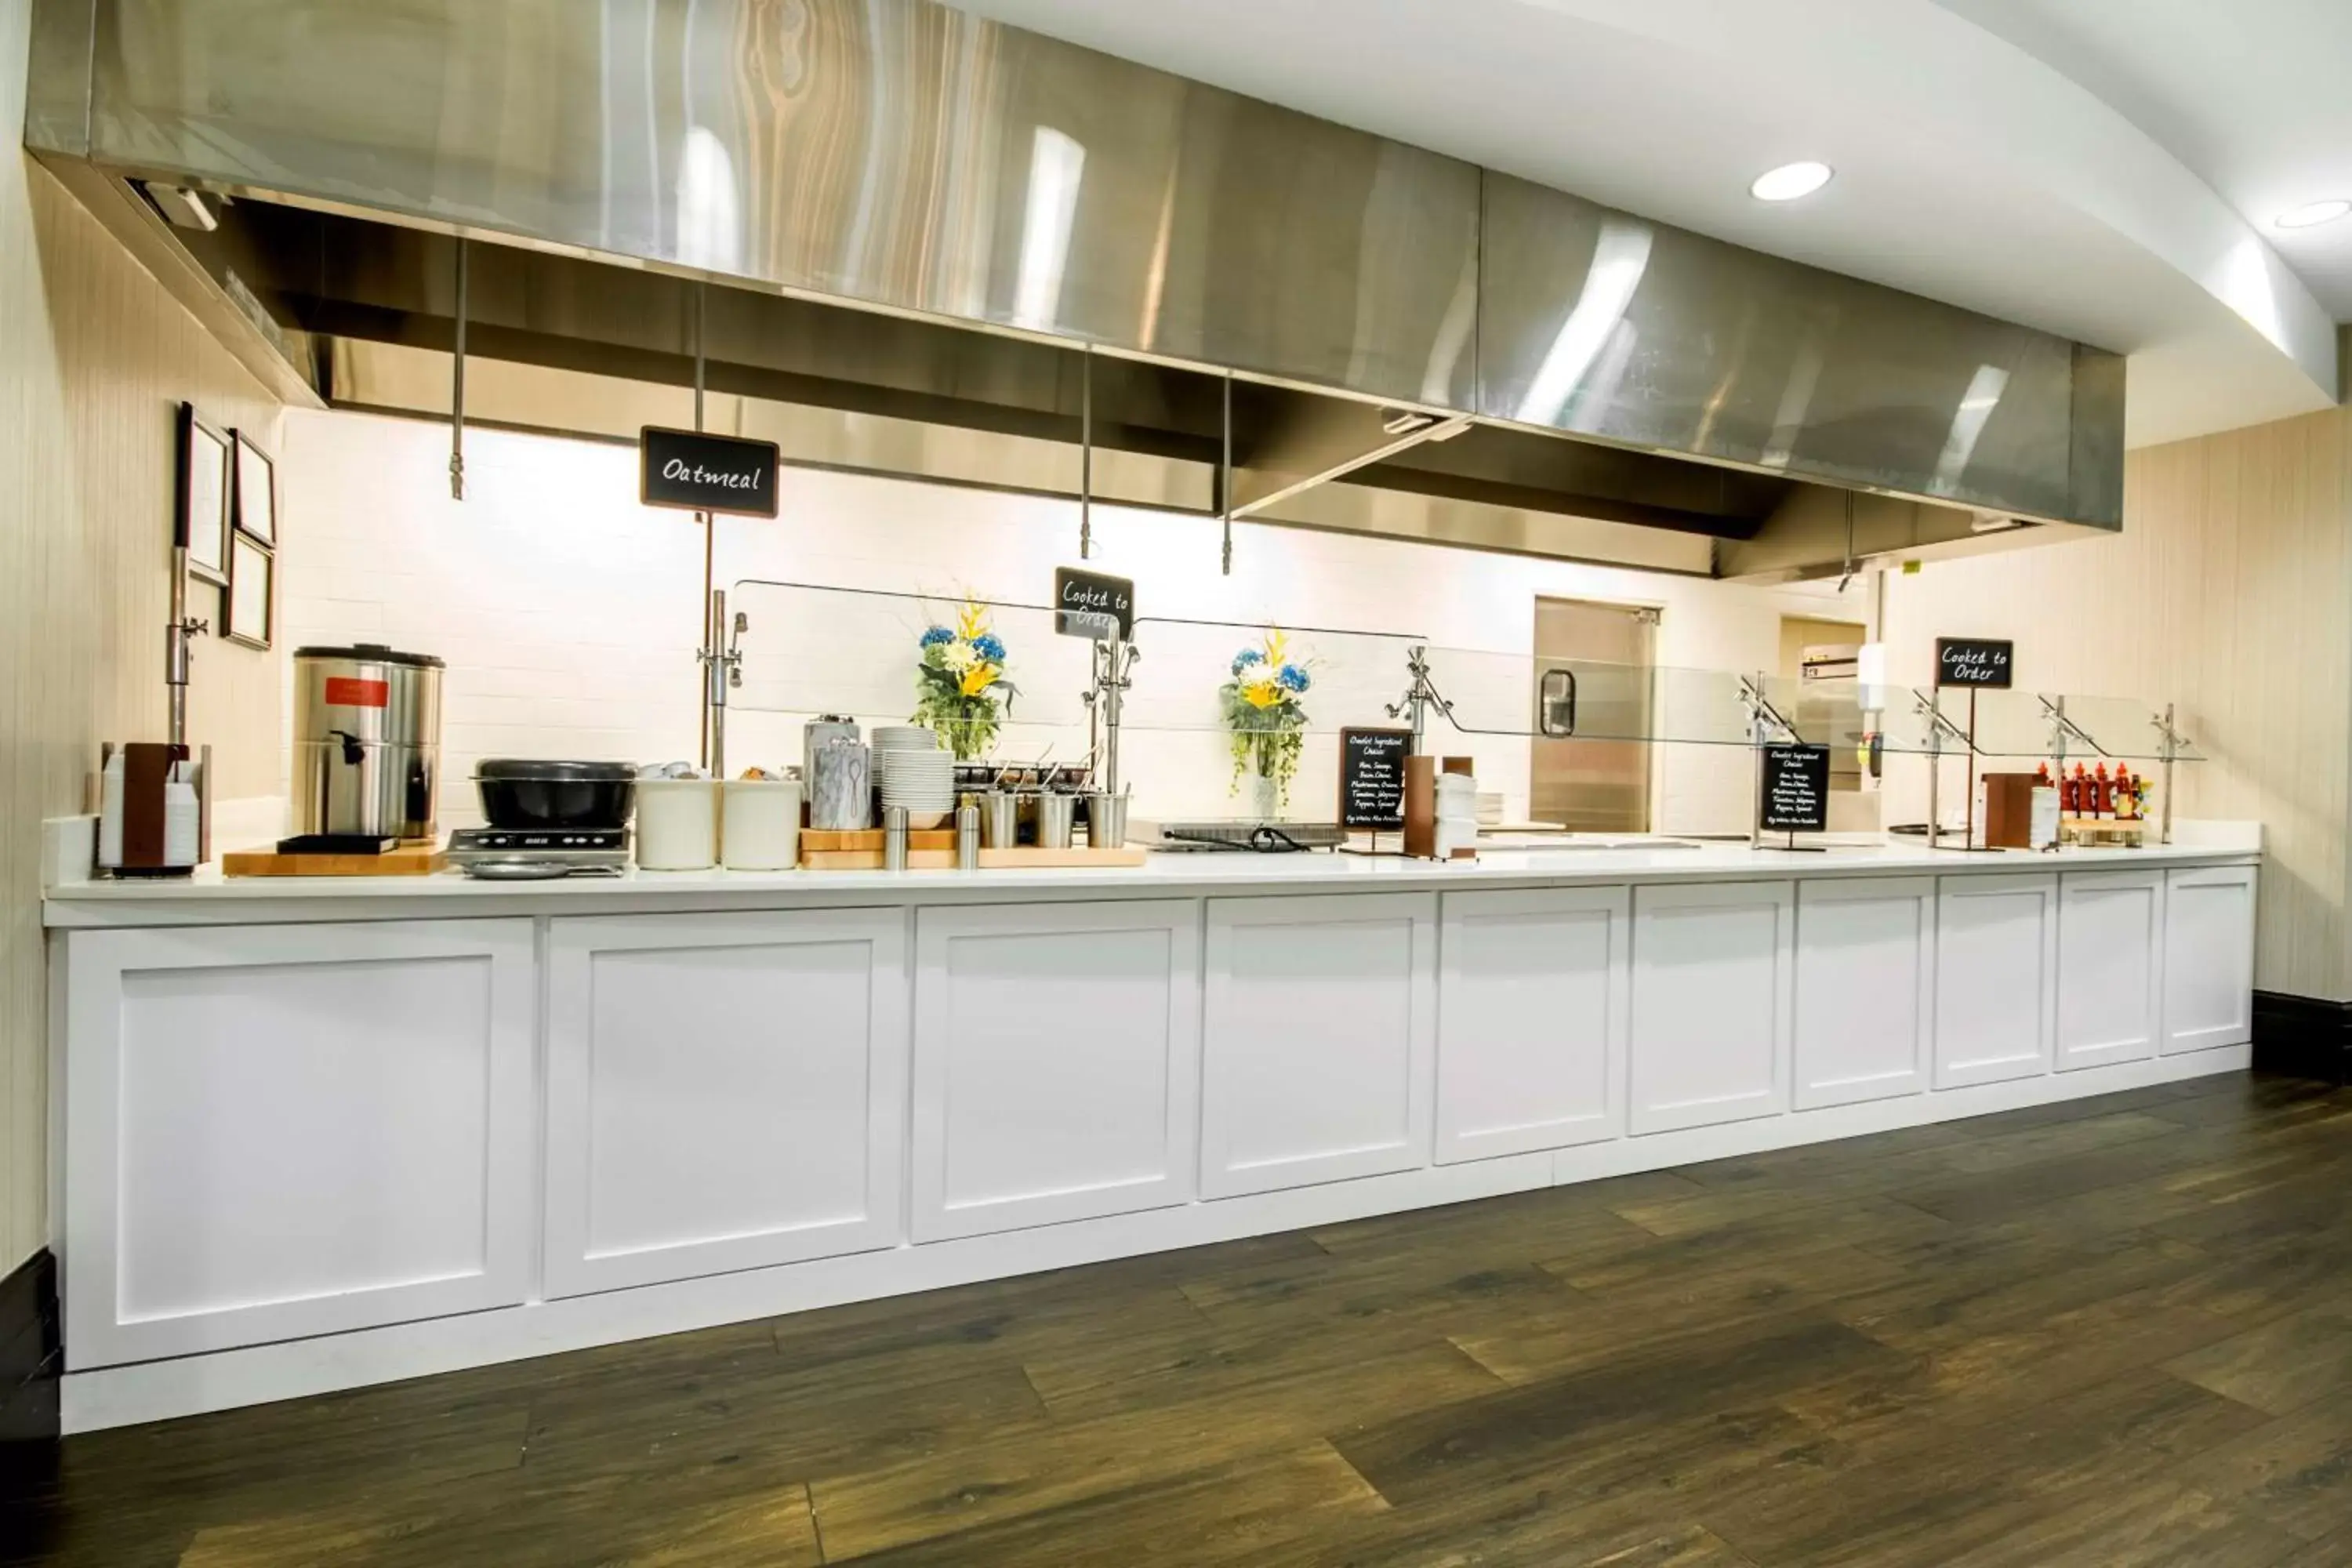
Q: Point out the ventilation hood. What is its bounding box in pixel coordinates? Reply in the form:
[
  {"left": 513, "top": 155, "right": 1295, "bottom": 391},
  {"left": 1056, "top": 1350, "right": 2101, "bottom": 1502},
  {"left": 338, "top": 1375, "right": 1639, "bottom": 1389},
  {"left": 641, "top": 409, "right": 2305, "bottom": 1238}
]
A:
[{"left": 25, "top": 0, "right": 2125, "bottom": 581}]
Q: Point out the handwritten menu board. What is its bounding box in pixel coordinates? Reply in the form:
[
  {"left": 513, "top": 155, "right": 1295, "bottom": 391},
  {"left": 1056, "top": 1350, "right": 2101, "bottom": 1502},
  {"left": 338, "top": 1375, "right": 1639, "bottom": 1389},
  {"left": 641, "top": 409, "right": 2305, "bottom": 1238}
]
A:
[
  {"left": 1759, "top": 743, "right": 1830, "bottom": 833},
  {"left": 1340, "top": 727, "right": 1411, "bottom": 830},
  {"left": 639, "top": 426, "right": 781, "bottom": 517},
  {"left": 1053, "top": 567, "right": 1135, "bottom": 640},
  {"left": 1935, "top": 637, "right": 2014, "bottom": 689}
]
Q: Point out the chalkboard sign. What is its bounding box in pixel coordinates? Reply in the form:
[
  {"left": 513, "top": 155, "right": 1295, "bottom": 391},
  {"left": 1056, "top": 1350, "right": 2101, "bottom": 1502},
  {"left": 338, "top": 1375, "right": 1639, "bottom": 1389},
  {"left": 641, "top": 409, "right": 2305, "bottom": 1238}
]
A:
[
  {"left": 1339, "top": 727, "right": 1412, "bottom": 830},
  {"left": 1053, "top": 567, "right": 1134, "bottom": 640},
  {"left": 640, "top": 426, "right": 780, "bottom": 518},
  {"left": 1759, "top": 743, "right": 1831, "bottom": 833},
  {"left": 1935, "top": 637, "right": 2014, "bottom": 689}
]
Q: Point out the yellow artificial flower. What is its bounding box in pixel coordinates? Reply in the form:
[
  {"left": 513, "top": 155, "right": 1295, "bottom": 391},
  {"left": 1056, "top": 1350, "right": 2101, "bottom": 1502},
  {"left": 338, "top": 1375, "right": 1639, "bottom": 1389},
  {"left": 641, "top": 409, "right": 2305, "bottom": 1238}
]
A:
[
  {"left": 960, "top": 661, "right": 1002, "bottom": 697},
  {"left": 1243, "top": 679, "right": 1283, "bottom": 709},
  {"left": 1264, "top": 628, "right": 1289, "bottom": 666},
  {"left": 957, "top": 600, "right": 988, "bottom": 642}
]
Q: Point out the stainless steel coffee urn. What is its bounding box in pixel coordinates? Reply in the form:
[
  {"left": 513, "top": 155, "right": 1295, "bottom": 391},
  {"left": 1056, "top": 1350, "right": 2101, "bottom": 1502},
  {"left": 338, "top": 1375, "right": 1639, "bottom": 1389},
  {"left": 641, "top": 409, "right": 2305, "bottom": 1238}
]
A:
[{"left": 292, "top": 644, "right": 446, "bottom": 840}]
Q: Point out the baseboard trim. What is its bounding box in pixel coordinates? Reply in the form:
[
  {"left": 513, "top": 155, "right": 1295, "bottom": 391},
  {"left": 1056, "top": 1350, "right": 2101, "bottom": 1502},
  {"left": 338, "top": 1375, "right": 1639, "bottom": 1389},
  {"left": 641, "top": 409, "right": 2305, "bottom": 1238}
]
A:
[
  {"left": 62, "top": 1044, "right": 2251, "bottom": 1435},
  {"left": 2252, "top": 990, "right": 2352, "bottom": 1083},
  {"left": 1, "top": 1249, "right": 62, "bottom": 1489},
  {"left": 0, "top": 1250, "right": 58, "bottom": 1393}
]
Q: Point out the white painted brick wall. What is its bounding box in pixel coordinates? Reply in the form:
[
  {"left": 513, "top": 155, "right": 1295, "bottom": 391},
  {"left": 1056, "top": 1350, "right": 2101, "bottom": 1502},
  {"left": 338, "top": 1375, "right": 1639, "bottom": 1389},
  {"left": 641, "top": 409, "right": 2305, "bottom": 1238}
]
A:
[{"left": 279, "top": 409, "right": 1860, "bottom": 831}]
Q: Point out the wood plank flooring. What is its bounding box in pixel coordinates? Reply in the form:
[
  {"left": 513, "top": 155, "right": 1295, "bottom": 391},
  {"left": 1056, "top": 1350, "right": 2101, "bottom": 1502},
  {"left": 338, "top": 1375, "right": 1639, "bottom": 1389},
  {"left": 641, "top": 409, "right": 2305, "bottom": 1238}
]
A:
[{"left": 8, "top": 1071, "right": 2352, "bottom": 1566}]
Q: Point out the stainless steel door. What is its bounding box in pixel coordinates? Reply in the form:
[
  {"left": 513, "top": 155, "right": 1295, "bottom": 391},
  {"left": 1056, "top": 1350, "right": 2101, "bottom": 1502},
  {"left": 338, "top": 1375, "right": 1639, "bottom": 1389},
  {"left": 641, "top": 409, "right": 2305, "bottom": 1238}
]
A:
[{"left": 1531, "top": 598, "right": 1656, "bottom": 832}]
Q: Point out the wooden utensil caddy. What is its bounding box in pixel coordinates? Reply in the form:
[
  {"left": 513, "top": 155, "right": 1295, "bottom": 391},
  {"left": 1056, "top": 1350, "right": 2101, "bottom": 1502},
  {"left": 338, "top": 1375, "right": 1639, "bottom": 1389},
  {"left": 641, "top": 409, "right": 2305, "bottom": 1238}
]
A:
[{"left": 1403, "top": 755, "right": 1478, "bottom": 860}]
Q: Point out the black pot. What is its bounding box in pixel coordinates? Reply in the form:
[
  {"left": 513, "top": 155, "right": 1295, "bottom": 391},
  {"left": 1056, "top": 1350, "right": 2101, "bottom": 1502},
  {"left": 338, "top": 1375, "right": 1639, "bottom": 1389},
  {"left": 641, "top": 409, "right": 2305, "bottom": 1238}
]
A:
[{"left": 474, "top": 759, "right": 639, "bottom": 831}]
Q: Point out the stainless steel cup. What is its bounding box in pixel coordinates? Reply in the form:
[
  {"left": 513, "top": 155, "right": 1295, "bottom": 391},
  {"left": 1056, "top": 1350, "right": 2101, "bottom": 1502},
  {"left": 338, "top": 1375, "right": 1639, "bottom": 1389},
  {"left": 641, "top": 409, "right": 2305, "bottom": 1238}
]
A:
[
  {"left": 883, "top": 804, "right": 909, "bottom": 870},
  {"left": 980, "top": 790, "right": 1022, "bottom": 848},
  {"left": 1085, "top": 792, "right": 1129, "bottom": 849},
  {"left": 956, "top": 800, "right": 982, "bottom": 869},
  {"left": 1035, "top": 791, "right": 1077, "bottom": 850}
]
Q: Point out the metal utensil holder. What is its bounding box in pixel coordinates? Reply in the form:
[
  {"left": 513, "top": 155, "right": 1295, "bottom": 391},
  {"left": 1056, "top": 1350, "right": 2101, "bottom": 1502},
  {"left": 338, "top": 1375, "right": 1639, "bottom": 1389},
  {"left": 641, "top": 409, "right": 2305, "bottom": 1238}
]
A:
[
  {"left": 1086, "top": 791, "right": 1130, "bottom": 849},
  {"left": 980, "top": 790, "right": 1022, "bottom": 848},
  {"left": 1035, "top": 792, "right": 1078, "bottom": 850}
]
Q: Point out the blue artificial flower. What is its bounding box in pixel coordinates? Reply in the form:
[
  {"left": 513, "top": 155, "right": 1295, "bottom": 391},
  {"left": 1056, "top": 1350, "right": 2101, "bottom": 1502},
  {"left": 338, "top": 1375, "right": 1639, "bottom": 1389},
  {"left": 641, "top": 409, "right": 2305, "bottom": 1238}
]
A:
[
  {"left": 1277, "top": 663, "right": 1309, "bottom": 693},
  {"left": 1231, "top": 648, "right": 1266, "bottom": 676},
  {"left": 920, "top": 626, "right": 955, "bottom": 648},
  {"left": 972, "top": 632, "right": 1007, "bottom": 662}
]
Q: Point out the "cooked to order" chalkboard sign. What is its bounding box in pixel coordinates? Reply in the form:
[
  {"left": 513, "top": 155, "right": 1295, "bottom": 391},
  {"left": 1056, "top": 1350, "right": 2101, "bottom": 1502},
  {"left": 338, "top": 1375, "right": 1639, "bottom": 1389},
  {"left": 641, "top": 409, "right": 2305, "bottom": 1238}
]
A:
[
  {"left": 1759, "top": 743, "right": 1831, "bottom": 833},
  {"left": 1052, "top": 567, "right": 1134, "bottom": 640},
  {"left": 640, "top": 426, "right": 781, "bottom": 518},
  {"left": 1934, "top": 637, "right": 2014, "bottom": 689},
  {"left": 1339, "top": 727, "right": 1412, "bottom": 830}
]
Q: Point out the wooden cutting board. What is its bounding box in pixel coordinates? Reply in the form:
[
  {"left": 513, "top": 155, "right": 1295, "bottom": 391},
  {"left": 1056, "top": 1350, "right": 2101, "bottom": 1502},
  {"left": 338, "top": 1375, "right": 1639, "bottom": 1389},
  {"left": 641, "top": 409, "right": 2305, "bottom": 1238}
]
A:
[
  {"left": 799, "top": 828, "right": 956, "bottom": 853},
  {"left": 222, "top": 844, "right": 448, "bottom": 878},
  {"left": 798, "top": 846, "right": 1147, "bottom": 870}
]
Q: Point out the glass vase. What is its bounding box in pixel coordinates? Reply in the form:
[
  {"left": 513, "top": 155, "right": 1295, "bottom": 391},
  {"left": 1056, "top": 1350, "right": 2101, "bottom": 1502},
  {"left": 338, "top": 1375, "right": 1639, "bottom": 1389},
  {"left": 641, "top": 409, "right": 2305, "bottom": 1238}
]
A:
[{"left": 1243, "top": 771, "right": 1280, "bottom": 822}]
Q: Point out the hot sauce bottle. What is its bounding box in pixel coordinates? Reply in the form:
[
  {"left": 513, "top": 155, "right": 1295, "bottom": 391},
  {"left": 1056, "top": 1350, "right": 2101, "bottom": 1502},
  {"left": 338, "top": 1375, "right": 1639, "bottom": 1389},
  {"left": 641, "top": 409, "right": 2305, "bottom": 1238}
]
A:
[
  {"left": 2093, "top": 764, "right": 2112, "bottom": 818},
  {"left": 2116, "top": 768, "right": 2138, "bottom": 822}
]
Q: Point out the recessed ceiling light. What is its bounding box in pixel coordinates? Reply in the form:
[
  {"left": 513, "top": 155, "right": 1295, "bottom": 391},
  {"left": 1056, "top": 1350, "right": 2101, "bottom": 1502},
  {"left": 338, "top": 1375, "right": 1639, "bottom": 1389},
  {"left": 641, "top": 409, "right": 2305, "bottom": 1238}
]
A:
[
  {"left": 1751, "top": 161, "right": 1834, "bottom": 202},
  {"left": 2276, "top": 199, "right": 2351, "bottom": 230}
]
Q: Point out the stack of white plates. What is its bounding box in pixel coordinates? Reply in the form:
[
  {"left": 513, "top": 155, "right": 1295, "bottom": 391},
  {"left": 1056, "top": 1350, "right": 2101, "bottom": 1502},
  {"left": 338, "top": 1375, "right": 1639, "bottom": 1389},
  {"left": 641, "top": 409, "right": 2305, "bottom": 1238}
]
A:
[
  {"left": 877, "top": 739, "right": 955, "bottom": 828},
  {"left": 870, "top": 726, "right": 937, "bottom": 787},
  {"left": 871, "top": 726, "right": 934, "bottom": 764}
]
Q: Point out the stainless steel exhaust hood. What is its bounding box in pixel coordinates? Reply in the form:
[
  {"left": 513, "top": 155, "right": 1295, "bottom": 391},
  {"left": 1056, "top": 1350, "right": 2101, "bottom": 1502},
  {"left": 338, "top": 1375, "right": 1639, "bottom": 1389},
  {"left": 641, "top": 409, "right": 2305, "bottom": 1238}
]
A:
[{"left": 25, "top": 0, "right": 2125, "bottom": 580}]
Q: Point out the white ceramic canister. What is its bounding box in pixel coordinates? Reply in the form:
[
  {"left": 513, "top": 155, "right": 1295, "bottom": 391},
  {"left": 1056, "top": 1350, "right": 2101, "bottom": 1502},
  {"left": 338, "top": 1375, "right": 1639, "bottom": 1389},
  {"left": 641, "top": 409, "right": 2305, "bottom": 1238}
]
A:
[
  {"left": 721, "top": 779, "right": 803, "bottom": 870},
  {"left": 636, "top": 778, "right": 720, "bottom": 870}
]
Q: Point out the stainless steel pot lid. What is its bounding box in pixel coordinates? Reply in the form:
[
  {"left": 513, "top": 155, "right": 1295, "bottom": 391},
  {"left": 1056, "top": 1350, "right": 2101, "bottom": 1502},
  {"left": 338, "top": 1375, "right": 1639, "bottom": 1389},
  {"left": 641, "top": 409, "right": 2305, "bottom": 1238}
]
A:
[
  {"left": 474, "top": 759, "right": 640, "bottom": 782},
  {"left": 293, "top": 643, "right": 446, "bottom": 668}
]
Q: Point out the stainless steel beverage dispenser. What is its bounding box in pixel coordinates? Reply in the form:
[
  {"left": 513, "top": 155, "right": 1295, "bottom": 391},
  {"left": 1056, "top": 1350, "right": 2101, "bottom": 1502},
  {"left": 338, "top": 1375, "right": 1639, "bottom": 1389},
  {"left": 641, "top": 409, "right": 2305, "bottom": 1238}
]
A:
[{"left": 292, "top": 644, "right": 446, "bottom": 840}]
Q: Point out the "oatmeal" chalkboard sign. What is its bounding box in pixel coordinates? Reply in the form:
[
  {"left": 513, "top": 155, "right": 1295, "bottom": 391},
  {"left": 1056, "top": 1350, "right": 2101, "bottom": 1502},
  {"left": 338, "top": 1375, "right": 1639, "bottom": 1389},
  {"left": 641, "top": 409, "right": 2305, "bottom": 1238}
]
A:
[{"left": 640, "top": 426, "right": 781, "bottom": 518}]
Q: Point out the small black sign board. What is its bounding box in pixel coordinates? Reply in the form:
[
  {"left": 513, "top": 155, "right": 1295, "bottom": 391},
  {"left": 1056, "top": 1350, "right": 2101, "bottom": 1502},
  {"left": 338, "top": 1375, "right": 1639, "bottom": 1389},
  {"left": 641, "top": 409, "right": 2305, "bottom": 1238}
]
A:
[
  {"left": 1339, "top": 727, "right": 1412, "bottom": 831},
  {"left": 640, "top": 426, "right": 781, "bottom": 518},
  {"left": 1053, "top": 567, "right": 1135, "bottom": 641},
  {"left": 1759, "top": 743, "right": 1831, "bottom": 834},
  {"left": 1935, "top": 637, "right": 2014, "bottom": 689}
]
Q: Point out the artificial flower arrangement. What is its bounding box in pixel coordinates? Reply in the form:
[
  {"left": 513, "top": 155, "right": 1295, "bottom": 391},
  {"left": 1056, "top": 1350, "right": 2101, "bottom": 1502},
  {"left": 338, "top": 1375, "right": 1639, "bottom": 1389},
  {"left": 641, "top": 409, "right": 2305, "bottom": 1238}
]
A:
[
  {"left": 1220, "top": 628, "right": 1313, "bottom": 808},
  {"left": 913, "top": 599, "right": 1017, "bottom": 760}
]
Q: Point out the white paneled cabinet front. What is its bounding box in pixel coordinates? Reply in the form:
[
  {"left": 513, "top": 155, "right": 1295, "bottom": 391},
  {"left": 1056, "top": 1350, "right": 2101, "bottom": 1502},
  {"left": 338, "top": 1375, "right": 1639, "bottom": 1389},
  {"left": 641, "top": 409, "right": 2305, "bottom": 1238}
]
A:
[
  {"left": 543, "top": 910, "right": 908, "bottom": 1298},
  {"left": 1934, "top": 873, "right": 2059, "bottom": 1087},
  {"left": 1793, "top": 877, "right": 1934, "bottom": 1111},
  {"left": 2163, "top": 865, "right": 2258, "bottom": 1054},
  {"left": 2056, "top": 869, "right": 2165, "bottom": 1072},
  {"left": 1202, "top": 893, "right": 1437, "bottom": 1198},
  {"left": 1436, "top": 887, "right": 1628, "bottom": 1163},
  {"left": 63, "top": 919, "right": 538, "bottom": 1368},
  {"left": 913, "top": 901, "right": 1201, "bottom": 1240},
  {"left": 1628, "top": 881, "right": 1794, "bottom": 1134}
]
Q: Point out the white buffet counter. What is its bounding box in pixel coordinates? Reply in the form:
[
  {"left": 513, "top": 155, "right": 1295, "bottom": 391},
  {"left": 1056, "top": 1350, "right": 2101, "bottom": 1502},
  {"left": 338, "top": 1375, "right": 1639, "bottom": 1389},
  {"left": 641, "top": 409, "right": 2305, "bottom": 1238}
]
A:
[{"left": 43, "top": 827, "right": 2263, "bottom": 1431}]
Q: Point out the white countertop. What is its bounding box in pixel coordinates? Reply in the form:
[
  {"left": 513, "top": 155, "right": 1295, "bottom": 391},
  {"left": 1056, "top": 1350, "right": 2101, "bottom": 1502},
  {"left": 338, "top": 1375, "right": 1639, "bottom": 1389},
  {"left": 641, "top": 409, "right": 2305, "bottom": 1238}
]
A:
[{"left": 43, "top": 822, "right": 2262, "bottom": 928}]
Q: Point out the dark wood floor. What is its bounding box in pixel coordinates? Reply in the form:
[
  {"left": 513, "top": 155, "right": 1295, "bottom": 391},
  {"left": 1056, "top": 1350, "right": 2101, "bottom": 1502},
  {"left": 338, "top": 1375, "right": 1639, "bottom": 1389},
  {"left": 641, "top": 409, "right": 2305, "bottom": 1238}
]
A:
[{"left": 9, "top": 1071, "right": 2352, "bottom": 1567}]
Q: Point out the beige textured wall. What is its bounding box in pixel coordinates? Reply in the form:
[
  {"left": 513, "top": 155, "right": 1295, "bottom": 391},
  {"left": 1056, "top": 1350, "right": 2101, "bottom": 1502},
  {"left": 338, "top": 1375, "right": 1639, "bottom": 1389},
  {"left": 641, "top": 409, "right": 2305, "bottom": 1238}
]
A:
[
  {"left": 1885, "top": 405, "right": 2352, "bottom": 1001},
  {"left": 2, "top": 0, "right": 285, "bottom": 1271}
]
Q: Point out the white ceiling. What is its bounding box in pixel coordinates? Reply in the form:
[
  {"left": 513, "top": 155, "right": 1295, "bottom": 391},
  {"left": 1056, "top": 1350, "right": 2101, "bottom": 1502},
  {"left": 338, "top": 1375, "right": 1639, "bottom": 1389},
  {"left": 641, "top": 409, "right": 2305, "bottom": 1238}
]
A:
[
  {"left": 950, "top": 0, "right": 2346, "bottom": 448},
  {"left": 1935, "top": 0, "right": 2352, "bottom": 320}
]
